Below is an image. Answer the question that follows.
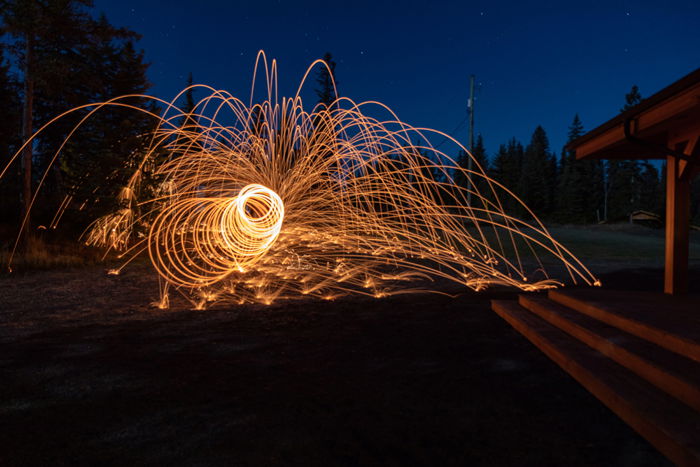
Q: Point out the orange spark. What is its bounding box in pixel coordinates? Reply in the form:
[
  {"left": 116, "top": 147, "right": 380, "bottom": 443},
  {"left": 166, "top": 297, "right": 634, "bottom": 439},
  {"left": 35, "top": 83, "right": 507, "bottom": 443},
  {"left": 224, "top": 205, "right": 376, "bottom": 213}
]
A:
[{"left": 3, "top": 51, "right": 598, "bottom": 309}]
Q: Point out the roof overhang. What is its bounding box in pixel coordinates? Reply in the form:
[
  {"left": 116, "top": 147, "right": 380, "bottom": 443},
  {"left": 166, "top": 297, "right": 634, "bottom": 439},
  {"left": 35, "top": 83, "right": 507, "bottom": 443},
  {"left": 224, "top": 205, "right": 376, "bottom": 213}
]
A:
[{"left": 568, "top": 68, "right": 700, "bottom": 160}]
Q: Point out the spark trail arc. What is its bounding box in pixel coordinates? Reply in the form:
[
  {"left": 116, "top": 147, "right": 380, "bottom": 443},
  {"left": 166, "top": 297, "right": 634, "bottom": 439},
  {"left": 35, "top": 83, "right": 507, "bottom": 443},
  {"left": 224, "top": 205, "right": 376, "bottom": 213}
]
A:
[{"left": 4, "top": 51, "right": 599, "bottom": 308}]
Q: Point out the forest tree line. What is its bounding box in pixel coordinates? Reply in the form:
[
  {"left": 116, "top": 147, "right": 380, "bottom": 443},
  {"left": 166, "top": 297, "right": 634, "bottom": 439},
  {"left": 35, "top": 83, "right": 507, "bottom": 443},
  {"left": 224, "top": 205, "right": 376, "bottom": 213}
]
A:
[
  {"left": 1, "top": 2, "right": 699, "bottom": 247},
  {"left": 293, "top": 53, "right": 700, "bottom": 227},
  {"left": 0, "top": 0, "right": 155, "bottom": 238},
  {"left": 451, "top": 88, "right": 700, "bottom": 225},
  {"left": 456, "top": 119, "right": 671, "bottom": 224}
]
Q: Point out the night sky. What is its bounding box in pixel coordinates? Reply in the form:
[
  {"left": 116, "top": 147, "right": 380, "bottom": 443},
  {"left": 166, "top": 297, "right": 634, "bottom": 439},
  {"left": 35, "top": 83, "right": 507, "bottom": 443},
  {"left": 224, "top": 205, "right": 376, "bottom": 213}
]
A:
[{"left": 94, "top": 0, "right": 700, "bottom": 159}]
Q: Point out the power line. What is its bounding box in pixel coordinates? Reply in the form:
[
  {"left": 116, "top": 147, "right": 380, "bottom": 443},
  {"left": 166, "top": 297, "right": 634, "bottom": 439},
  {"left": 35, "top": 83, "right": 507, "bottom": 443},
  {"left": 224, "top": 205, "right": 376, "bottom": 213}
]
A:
[{"left": 432, "top": 114, "right": 469, "bottom": 150}]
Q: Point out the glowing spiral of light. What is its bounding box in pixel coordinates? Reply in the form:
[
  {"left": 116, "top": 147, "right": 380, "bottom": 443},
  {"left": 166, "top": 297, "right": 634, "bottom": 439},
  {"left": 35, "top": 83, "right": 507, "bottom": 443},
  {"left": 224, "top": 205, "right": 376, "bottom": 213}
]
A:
[
  {"left": 148, "top": 184, "right": 284, "bottom": 288},
  {"left": 221, "top": 184, "right": 284, "bottom": 259},
  {"left": 3, "top": 51, "right": 600, "bottom": 309}
]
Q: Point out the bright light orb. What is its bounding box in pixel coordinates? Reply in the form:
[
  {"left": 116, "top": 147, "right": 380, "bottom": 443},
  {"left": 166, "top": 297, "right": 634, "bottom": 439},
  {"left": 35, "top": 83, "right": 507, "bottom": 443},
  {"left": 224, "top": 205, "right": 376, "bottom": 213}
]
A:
[
  {"left": 221, "top": 184, "right": 284, "bottom": 259},
  {"left": 4, "top": 51, "right": 600, "bottom": 308},
  {"left": 147, "top": 184, "right": 283, "bottom": 288}
]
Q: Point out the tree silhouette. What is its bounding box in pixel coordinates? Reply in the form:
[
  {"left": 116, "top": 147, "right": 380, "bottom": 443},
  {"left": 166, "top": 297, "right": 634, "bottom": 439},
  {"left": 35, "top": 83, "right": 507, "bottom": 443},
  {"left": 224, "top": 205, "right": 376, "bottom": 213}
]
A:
[
  {"left": 557, "top": 115, "right": 604, "bottom": 223},
  {"left": 489, "top": 138, "right": 523, "bottom": 213},
  {"left": 621, "top": 84, "right": 642, "bottom": 112},
  {"left": 518, "top": 126, "right": 556, "bottom": 218},
  {"left": 315, "top": 52, "right": 337, "bottom": 108},
  {"left": 1, "top": 1, "right": 155, "bottom": 233}
]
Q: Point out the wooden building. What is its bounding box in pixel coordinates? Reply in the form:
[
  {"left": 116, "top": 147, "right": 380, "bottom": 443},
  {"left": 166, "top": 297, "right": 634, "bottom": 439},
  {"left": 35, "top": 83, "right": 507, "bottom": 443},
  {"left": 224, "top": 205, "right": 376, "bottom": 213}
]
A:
[
  {"left": 492, "top": 69, "right": 700, "bottom": 465},
  {"left": 568, "top": 68, "right": 700, "bottom": 295}
]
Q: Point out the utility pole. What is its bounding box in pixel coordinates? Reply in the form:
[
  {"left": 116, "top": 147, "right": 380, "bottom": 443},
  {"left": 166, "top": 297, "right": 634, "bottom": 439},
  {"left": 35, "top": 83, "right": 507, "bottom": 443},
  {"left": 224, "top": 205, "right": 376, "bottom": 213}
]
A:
[{"left": 467, "top": 74, "right": 475, "bottom": 205}]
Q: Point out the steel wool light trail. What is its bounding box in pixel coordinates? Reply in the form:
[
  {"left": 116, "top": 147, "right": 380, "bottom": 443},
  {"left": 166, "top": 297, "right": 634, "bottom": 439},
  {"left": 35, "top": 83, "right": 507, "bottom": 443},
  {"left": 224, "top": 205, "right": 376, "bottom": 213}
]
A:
[
  {"left": 4, "top": 52, "right": 599, "bottom": 309},
  {"left": 148, "top": 184, "right": 285, "bottom": 288}
]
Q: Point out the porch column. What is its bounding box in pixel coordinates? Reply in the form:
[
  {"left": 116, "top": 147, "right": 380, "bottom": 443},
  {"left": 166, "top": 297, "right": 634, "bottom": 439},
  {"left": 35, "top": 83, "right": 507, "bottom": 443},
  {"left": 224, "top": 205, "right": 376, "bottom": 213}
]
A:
[{"left": 664, "top": 154, "right": 690, "bottom": 295}]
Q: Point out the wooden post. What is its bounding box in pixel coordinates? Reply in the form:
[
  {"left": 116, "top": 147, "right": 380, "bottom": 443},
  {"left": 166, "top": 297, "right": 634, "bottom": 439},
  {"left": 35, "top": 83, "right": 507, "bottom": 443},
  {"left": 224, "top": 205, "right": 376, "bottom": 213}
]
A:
[{"left": 664, "top": 154, "right": 690, "bottom": 295}]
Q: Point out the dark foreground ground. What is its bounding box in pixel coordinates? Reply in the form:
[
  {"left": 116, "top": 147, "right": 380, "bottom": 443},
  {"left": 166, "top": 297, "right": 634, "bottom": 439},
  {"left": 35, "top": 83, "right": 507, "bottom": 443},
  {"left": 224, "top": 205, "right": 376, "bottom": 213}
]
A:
[{"left": 2, "top": 262, "right": 696, "bottom": 466}]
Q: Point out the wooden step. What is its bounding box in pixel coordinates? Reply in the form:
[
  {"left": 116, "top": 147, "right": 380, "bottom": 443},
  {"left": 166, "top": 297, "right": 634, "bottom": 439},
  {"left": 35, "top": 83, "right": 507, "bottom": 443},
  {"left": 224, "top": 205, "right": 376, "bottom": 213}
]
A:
[
  {"left": 519, "top": 294, "right": 700, "bottom": 412},
  {"left": 492, "top": 300, "right": 700, "bottom": 467},
  {"left": 549, "top": 289, "right": 700, "bottom": 363}
]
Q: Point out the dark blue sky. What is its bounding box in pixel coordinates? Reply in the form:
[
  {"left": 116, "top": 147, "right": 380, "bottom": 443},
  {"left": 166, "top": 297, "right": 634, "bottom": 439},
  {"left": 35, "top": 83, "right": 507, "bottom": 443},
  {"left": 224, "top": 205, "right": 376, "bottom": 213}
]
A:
[{"left": 94, "top": 0, "right": 700, "bottom": 159}]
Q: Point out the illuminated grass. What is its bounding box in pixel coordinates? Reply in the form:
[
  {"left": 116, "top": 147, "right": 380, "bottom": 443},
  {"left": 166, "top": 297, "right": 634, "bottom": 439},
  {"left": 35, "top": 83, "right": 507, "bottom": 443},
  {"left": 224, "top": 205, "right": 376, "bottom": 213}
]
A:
[{"left": 0, "top": 236, "right": 102, "bottom": 272}]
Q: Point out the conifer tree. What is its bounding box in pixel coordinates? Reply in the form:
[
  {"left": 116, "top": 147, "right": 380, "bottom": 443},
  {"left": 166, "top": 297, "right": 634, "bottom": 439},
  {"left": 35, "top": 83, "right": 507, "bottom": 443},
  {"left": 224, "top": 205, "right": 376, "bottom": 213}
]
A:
[
  {"left": 454, "top": 134, "right": 488, "bottom": 197},
  {"left": 178, "top": 72, "right": 198, "bottom": 146},
  {"left": 518, "top": 126, "right": 556, "bottom": 218},
  {"left": 489, "top": 138, "right": 522, "bottom": 192},
  {"left": 621, "top": 85, "right": 642, "bottom": 112},
  {"left": 312, "top": 52, "right": 339, "bottom": 177},
  {"left": 588, "top": 158, "right": 605, "bottom": 222},
  {"left": 1, "top": 2, "right": 156, "bottom": 231},
  {"left": 315, "top": 52, "right": 337, "bottom": 108},
  {"left": 471, "top": 134, "right": 488, "bottom": 174},
  {"left": 489, "top": 138, "right": 523, "bottom": 213},
  {"left": 557, "top": 115, "right": 584, "bottom": 221},
  {"left": 556, "top": 114, "right": 604, "bottom": 223},
  {"left": 638, "top": 161, "right": 660, "bottom": 212},
  {"left": 185, "top": 72, "right": 195, "bottom": 115},
  {"left": 605, "top": 85, "right": 644, "bottom": 221},
  {"left": 606, "top": 160, "right": 642, "bottom": 220},
  {"left": 59, "top": 33, "right": 155, "bottom": 223},
  {"left": 1, "top": 0, "right": 94, "bottom": 232}
]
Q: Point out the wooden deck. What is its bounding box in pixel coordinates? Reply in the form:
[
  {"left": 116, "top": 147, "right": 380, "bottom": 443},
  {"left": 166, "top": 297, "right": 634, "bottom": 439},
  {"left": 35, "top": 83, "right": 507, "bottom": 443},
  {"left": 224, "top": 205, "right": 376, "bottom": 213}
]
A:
[{"left": 492, "top": 289, "right": 700, "bottom": 466}]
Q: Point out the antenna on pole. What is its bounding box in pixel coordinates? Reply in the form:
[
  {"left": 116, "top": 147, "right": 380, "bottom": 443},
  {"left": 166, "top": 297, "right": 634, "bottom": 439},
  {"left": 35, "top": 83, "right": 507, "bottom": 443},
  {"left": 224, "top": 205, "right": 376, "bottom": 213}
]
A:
[{"left": 467, "top": 74, "right": 475, "bottom": 205}]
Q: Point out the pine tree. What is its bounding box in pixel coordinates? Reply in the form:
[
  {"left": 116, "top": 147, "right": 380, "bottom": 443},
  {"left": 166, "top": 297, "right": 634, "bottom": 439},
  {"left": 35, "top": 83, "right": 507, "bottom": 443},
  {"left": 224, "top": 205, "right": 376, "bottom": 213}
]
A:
[
  {"left": 59, "top": 32, "right": 155, "bottom": 224},
  {"left": 557, "top": 115, "right": 583, "bottom": 221},
  {"left": 454, "top": 134, "right": 488, "bottom": 197},
  {"left": 472, "top": 134, "right": 488, "bottom": 174},
  {"left": 176, "top": 72, "right": 198, "bottom": 149},
  {"left": 490, "top": 138, "right": 522, "bottom": 192},
  {"left": 638, "top": 161, "right": 660, "bottom": 212},
  {"left": 605, "top": 85, "right": 645, "bottom": 221},
  {"left": 315, "top": 52, "right": 337, "bottom": 108},
  {"left": 489, "top": 138, "right": 523, "bottom": 213},
  {"left": 556, "top": 114, "right": 604, "bottom": 223},
  {"left": 588, "top": 158, "right": 605, "bottom": 222},
  {"left": 1, "top": 3, "right": 156, "bottom": 232},
  {"left": 606, "top": 159, "right": 642, "bottom": 220},
  {"left": 518, "top": 126, "right": 556, "bottom": 218},
  {"left": 311, "top": 52, "right": 339, "bottom": 179},
  {"left": 185, "top": 72, "right": 195, "bottom": 115},
  {"left": 621, "top": 85, "right": 642, "bottom": 112},
  {"left": 2, "top": 0, "right": 96, "bottom": 232}
]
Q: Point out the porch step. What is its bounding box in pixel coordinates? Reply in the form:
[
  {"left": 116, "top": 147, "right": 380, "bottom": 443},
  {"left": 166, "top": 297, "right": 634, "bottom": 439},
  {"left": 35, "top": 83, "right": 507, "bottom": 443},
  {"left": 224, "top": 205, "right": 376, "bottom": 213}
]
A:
[
  {"left": 492, "top": 300, "right": 700, "bottom": 467},
  {"left": 549, "top": 289, "right": 700, "bottom": 363},
  {"left": 519, "top": 294, "right": 700, "bottom": 412}
]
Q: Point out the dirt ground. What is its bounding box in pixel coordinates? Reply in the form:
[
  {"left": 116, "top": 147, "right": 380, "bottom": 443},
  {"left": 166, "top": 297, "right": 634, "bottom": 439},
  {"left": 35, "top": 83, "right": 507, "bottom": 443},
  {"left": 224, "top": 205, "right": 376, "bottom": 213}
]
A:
[{"left": 2, "top": 260, "right": 691, "bottom": 466}]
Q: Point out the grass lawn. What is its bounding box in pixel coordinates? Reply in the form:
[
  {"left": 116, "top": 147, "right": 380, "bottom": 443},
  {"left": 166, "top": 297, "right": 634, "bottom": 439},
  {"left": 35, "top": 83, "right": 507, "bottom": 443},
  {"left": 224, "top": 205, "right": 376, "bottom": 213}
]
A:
[{"left": 548, "top": 224, "right": 700, "bottom": 264}]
